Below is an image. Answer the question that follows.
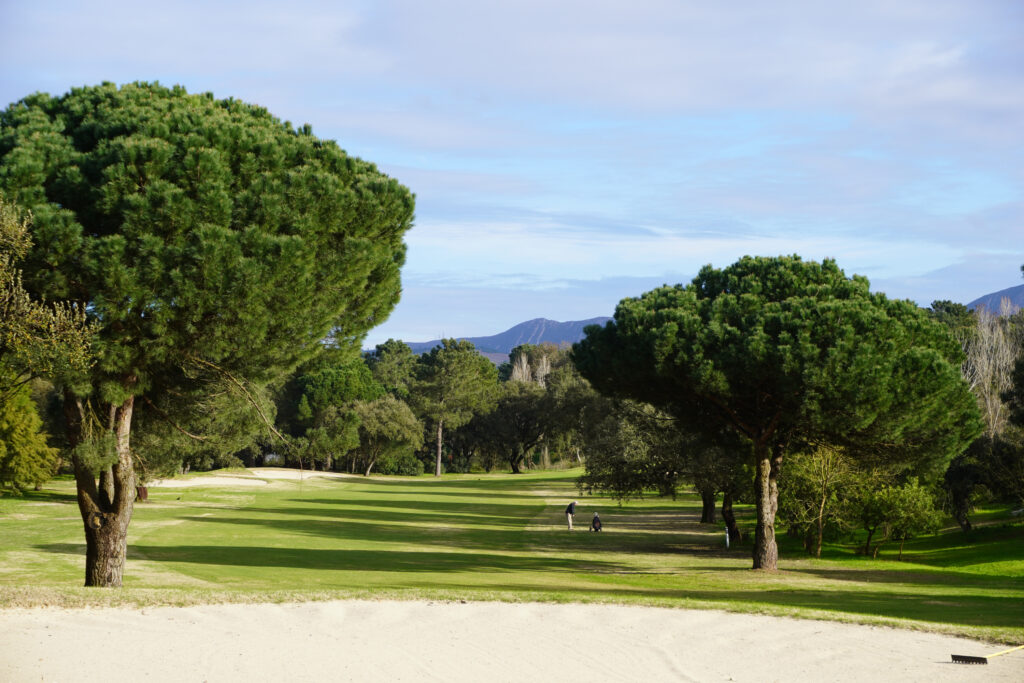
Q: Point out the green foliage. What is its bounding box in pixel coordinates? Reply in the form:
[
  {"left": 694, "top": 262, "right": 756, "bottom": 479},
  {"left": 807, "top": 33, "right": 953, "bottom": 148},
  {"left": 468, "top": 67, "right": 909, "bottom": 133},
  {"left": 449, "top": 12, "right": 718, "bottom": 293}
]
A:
[
  {"left": 575, "top": 255, "right": 979, "bottom": 469},
  {"left": 927, "top": 300, "right": 974, "bottom": 337},
  {"left": 472, "top": 380, "right": 548, "bottom": 474},
  {"left": 0, "top": 80, "right": 414, "bottom": 406},
  {"left": 574, "top": 255, "right": 981, "bottom": 566},
  {"left": 413, "top": 339, "right": 498, "bottom": 475},
  {"left": 414, "top": 339, "right": 498, "bottom": 427},
  {"left": 303, "top": 405, "right": 361, "bottom": 470},
  {"left": 350, "top": 394, "right": 424, "bottom": 475},
  {"left": 366, "top": 339, "right": 417, "bottom": 399},
  {"left": 298, "top": 360, "right": 384, "bottom": 420},
  {"left": 1007, "top": 356, "right": 1024, "bottom": 429},
  {"left": 778, "top": 446, "right": 856, "bottom": 555},
  {"left": 132, "top": 376, "right": 277, "bottom": 479},
  {"left": 857, "top": 479, "right": 942, "bottom": 559},
  {"left": 0, "top": 81, "right": 415, "bottom": 583},
  {"left": 577, "top": 401, "right": 685, "bottom": 501},
  {"left": 0, "top": 197, "right": 92, "bottom": 396},
  {"left": 0, "top": 376, "right": 57, "bottom": 491}
]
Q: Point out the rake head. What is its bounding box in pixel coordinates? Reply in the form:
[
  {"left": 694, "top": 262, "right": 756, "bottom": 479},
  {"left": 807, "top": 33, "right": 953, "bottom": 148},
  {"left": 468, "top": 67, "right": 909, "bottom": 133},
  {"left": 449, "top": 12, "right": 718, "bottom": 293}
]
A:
[{"left": 951, "top": 654, "right": 988, "bottom": 665}]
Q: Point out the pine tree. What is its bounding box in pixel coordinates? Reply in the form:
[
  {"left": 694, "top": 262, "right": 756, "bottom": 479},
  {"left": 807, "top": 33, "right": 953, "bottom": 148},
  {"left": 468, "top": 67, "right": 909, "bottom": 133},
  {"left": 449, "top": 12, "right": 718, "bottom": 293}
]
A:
[
  {"left": 574, "top": 255, "right": 980, "bottom": 570},
  {"left": 0, "top": 376, "right": 57, "bottom": 492},
  {"left": 0, "top": 82, "right": 415, "bottom": 586}
]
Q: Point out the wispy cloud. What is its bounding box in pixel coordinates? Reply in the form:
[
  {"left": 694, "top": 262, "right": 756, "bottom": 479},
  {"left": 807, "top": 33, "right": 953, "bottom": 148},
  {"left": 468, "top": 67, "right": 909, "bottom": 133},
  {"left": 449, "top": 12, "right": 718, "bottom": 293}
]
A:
[{"left": 2, "top": 0, "right": 1022, "bottom": 344}]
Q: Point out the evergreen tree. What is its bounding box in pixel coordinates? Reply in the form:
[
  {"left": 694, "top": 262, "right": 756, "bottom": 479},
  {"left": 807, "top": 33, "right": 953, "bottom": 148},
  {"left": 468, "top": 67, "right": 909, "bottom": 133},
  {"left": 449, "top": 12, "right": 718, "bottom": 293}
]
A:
[
  {"left": 366, "top": 339, "right": 417, "bottom": 399},
  {"left": 0, "top": 374, "right": 57, "bottom": 492},
  {"left": 412, "top": 339, "right": 498, "bottom": 476},
  {"left": 0, "top": 82, "right": 415, "bottom": 586},
  {"left": 573, "top": 255, "right": 980, "bottom": 570}
]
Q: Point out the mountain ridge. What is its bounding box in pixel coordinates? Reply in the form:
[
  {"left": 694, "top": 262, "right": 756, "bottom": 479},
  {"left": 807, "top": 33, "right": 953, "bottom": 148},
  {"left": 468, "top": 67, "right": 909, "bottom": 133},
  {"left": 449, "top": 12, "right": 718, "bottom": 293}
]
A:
[
  {"left": 404, "top": 316, "right": 612, "bottom": 361},
  {"left": 386, "top": 281, "right": 1023, "bottom": 363},
  {"left": 967, "top": 283, "right": 1024, "bottom": 313}
]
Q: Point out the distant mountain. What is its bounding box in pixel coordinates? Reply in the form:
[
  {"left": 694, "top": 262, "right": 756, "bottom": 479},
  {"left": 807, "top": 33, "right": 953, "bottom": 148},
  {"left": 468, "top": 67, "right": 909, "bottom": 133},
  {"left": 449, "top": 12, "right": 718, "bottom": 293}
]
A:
[
  {"left": 405, "top": 317, "right": 612, "bottom": 362},
  {"left": 967, "top": 284, "right": 1024, "bottom": 314}
]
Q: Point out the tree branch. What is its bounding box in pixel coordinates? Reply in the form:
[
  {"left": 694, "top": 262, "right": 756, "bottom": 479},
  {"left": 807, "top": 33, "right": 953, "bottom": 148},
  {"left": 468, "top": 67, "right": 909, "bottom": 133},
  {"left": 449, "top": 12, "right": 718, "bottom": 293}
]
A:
[
  {"left": 189, "top": 356, "right": 289, "bottom": 443},
  {"left": 141, "top": 395, "right": 209, "bottom": 442}
]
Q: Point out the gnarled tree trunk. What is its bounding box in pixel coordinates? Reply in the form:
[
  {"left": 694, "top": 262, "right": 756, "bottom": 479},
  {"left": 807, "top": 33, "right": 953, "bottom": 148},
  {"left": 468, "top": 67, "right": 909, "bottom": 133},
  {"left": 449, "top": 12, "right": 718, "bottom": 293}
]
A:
[
  {"left": 752, "top": 442, "right": 782, "bottom": 570},
  {"left": 67, "top": 393, "right": 136, "bottom": 587},
  {"left": 509, "top": 445, "right": 523, "bottom": 474}
]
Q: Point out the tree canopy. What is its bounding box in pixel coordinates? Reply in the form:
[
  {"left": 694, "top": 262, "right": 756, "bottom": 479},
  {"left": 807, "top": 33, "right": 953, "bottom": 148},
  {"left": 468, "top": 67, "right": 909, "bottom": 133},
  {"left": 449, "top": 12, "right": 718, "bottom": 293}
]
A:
[
  {"left": 0, "top": 82, "right": 415, "bottom": 585},
  {"left": 413, "top": 339, "right": 498, "bottom": 476},
  {"left": 574, "top": 255, "right": 980, "bottom": 569}
]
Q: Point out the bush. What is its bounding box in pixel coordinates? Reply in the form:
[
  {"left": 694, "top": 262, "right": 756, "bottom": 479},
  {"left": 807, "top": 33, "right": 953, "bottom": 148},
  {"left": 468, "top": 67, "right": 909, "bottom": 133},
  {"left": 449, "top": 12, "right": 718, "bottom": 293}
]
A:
[{"left": 377, "top": 450, "right": 424, "bottom": 476}]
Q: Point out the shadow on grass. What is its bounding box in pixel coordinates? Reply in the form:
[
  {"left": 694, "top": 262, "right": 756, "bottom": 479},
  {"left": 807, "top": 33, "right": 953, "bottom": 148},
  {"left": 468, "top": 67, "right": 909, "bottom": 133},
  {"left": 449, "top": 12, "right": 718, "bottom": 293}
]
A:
[
  {"left": 156, "top": 512, "right": 723, "bottom": 558},
  {"left": 36, "top": 542, "right": 629, "bottom": 574},
  {"left": 4, "top": 489, "right": 77, "bottom": 504},
  {"left": 446, "top": 582, "right": 1024, "bottom": 630},
  {"left": 278, "top": 498, "right": 542, "bottom": 523}
]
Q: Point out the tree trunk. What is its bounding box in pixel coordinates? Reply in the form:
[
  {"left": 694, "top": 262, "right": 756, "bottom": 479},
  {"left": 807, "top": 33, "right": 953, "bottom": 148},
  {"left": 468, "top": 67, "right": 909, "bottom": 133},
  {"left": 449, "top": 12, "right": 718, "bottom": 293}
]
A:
[
  {"left": 898, "top": 538, "right": 906, "bottom": 561},
  {"left": 752, "top": 442, "right": 781, "bottom": 570},
  {"left": 721, "top": 491, "right": 741, "bottom": 543},
  {"left": 699, "top": 487, "right": 717, "bottom": 523},
  {"left": 952, "top": 496, "right": 972, "bottom": 533},
  {"left": 815, "top": 490, "right": 827, "bottom": 559},
  {"left": 365, "top": 458, "right": 376, "bottom": 476},
  {"left": 434, "top": 420, "right": 444, "bottom": 477},
  {"left": 541, "top": 444, "right": 550, "bottom": 469},
  {"left": 509, "top": 446, "right": 523, "bottom": 474},
  {"left": 863, "top": 527, "right": 875, "bottom": 556},
  {"left": 67, "top": 393, "right": 136, "bottom": 587}
]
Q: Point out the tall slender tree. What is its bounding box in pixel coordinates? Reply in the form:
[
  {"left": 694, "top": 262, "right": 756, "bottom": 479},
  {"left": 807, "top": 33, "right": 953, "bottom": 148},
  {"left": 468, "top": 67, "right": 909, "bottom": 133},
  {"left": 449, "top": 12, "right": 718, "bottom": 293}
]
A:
[
  {"left": 574, "top": 255, "right": 980, "bottom": 570},
  {"left": 0, "top": 82, "right": 415, "bottom": 586},
  {"left": 413, "top": 339, "right": 497, "bottom": 476}
]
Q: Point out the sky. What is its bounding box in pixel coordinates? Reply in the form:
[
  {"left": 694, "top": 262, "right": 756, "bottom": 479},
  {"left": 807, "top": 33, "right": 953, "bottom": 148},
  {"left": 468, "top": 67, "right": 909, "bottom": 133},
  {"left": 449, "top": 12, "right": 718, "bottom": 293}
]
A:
[{"left": 2, "top": 1, "right": 1022, "bottom": 346}]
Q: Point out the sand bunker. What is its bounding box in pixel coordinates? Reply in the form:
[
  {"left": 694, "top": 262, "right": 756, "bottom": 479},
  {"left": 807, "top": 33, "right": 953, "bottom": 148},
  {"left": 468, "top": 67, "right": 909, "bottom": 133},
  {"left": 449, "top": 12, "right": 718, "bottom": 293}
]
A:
[
  {"left": 147, "top": 467, "right": 355, "bottom": 488},
  {"left": 248, "top": 467, "right": 353, "bottom": 481},
  {"left": 147, "top": 475, "right": 267, "bottom": 488},
  {"left": 1, "top": 600, "right": 1020, "bottom": 682}
]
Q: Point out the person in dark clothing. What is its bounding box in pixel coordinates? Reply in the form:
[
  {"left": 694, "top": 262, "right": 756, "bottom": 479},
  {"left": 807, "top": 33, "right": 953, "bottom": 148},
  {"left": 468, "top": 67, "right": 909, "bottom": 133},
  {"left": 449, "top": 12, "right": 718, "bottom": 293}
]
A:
[
  {"left": 590, "top": 512, "right": 602, "bottom": 532},
  {"left": 565, "top": 500, "right": 578, "bottom": 530}
]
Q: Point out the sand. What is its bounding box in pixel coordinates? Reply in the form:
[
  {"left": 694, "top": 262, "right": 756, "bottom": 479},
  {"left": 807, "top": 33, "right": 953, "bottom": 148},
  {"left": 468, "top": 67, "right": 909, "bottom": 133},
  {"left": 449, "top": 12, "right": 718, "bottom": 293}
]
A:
[
  {"left": 147, "top": 467, "right": 354, "bottom": 488},
  {"left": 1, "top": 600, "right": 1021, "bottom": 682}
]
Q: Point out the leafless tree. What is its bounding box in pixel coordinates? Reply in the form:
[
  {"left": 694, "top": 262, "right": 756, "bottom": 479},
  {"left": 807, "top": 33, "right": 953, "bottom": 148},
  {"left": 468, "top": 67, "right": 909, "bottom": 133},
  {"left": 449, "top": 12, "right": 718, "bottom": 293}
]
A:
[{"left": 961, "top": 298, "right": 1022, "bottom": 439}]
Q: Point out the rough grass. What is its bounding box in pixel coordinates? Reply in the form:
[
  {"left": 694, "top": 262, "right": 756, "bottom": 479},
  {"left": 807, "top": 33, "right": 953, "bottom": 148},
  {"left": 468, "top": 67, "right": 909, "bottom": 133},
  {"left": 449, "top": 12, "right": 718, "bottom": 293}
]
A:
[{"left": 1, "top": 469, "right": 1022, "bottom": 643}]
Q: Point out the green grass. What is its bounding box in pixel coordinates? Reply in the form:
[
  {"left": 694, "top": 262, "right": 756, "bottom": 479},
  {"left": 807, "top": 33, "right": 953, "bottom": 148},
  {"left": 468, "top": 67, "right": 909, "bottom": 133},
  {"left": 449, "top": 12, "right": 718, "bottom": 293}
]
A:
[{"left": 2, "top": 469, "right": 1022, "bottom": 643}]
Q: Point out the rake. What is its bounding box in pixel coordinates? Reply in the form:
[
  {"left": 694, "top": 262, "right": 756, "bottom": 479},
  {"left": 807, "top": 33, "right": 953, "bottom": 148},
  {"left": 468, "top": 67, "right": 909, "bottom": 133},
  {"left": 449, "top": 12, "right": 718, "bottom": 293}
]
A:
[{"left": 951, "top": 643, "right": 1024, "bottom": 665}]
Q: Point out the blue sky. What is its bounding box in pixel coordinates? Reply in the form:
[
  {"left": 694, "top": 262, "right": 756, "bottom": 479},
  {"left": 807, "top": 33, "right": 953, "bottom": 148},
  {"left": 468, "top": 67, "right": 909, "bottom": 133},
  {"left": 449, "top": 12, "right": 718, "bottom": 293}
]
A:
[{"left": 2, "top": 1, "right": 1022, "bottom": 346}]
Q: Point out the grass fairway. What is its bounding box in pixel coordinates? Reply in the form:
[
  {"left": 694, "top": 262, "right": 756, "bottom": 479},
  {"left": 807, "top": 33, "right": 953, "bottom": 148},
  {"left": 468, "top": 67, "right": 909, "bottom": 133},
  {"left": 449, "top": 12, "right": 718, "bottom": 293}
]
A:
[{"left": 2, "top": 468, "right": 1022, "bottom": 643}]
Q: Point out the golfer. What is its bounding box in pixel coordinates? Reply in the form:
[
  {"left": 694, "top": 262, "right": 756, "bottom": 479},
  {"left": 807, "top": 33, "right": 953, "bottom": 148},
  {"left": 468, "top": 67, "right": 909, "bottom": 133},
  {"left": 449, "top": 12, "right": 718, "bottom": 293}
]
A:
[{"left": 565, "top": 500, "right": 578, "bottom": 530}]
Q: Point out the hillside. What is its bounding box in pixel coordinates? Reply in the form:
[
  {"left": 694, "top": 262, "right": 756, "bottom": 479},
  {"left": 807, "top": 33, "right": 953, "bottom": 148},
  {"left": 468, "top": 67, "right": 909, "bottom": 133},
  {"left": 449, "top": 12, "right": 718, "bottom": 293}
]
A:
[
  {"left": 405, "top": 317, "right": 612, "bottom": 361},
  {"left": 967, "top": 284, "right": 1024, "bottom": 313}
]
